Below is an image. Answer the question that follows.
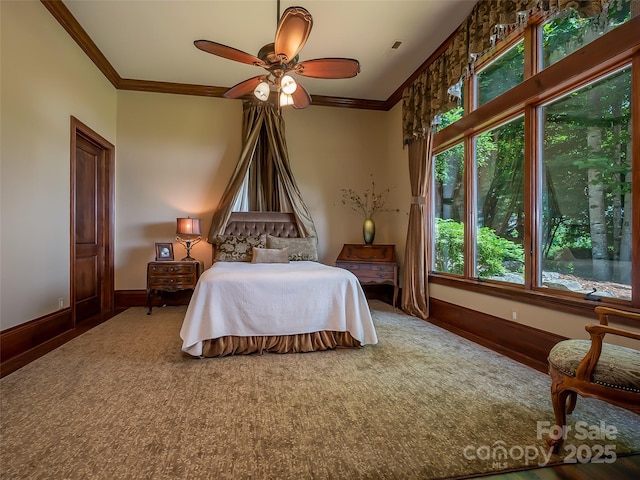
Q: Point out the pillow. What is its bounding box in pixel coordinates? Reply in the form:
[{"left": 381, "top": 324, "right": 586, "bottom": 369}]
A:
[
  {"left": 251, "top": 247, "right": 290, "bottom": 264},
  {"left": 266, "top": 235, "right": 318, "bottom": 261},
  {"left": 214, "top": 234, "right": 266, "bottom": 262}
]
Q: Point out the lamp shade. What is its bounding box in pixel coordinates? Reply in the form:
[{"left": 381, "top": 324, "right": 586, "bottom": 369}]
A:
[
  {"left": 279, "top": 92, "right": 295, "bottom": 107},
  {"left": 253, "top": 81, "right": 270, "bottom": 101},
  {"left": 176, "top": 217, "right": 201, "bottom": 236},
  {"left": 281, "top": 75, "right": 297, "bottom": 94}
]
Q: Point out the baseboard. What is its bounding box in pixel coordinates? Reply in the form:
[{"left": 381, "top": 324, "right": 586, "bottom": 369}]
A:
[
  {"left": 115, "top": 290, "right": 147, "bottom": 309},
  {"left": 428, "top": 298, "right": 566, "bottom": 373},
  {"left": 0, "top": 308, "right": 73, "bottom": 377},
  {"left": 1, "top": 308, "right": 73, "bottom": 362},
  {"left": 0, "top": 308, "right": 119, "bottom": 378},
  {"left": 362, "top": 284, "right": 398, "bottom": 307},
  {"left": 115, "top": 289, "right": 194, "bottom": 310}
]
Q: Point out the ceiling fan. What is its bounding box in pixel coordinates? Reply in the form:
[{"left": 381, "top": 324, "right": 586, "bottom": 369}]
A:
[{"left": 194, "top": 3, "right": 360, "bottom": 109}]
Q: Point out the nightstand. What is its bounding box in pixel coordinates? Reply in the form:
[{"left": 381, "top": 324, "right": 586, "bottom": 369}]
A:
[
  {"left": 336, "top": 244, "right": 398, "bottom": 307},
  {"left": 146, "top": 261, "right": 202, "bottom": 315}
]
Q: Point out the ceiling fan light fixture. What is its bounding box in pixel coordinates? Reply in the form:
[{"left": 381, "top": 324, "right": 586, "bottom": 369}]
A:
[
  {"left": 280, "top": 75, "right": 297, "bottom": 95},
  {"left": 253, "top": 81, "right": 270, "bottom": 101},
  {"left": 196, "top": 4, "right": 360, "bottom": 109},
  {"left": 279, "top": 92, "right": 295, "bottom": 107}
]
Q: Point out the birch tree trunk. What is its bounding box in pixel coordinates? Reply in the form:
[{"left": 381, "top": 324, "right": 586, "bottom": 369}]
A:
[
  {"left": 586, "top": 124, "right": 608, "bottom": 281},
  {"left": 611, "top": 118, "right": 622, "bottom": 282},
  {"left": 617, "top": 130, "right": 632, "bottom": 284}
]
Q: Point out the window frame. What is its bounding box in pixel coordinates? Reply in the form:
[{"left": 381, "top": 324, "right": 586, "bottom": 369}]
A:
[
  {"left": 475, "top": 38, "right": 526, "bottom": 108},
  {"left": 428, "top": 15, "right": 640, "bottom": 317},
  {"left": 432, "top": 144, "right": 467, "bottom": 277},
  {"left": 472, "top": 113, "right": 526, "bottom": 281}
]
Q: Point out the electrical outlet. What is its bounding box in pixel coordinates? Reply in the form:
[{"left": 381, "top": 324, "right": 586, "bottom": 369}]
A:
[
  {"left": 511, "top": 309, "right": 518, "bottom": 320},
  {"left": 58, "top": 298, "right": 64, "bottom": 309}
]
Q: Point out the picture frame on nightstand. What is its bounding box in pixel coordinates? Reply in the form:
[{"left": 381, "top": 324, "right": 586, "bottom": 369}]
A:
[{"left": 155, "top": 242, "right": 174, "bottom": 261}]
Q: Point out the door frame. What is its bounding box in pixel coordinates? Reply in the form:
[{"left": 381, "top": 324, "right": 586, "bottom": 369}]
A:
[{"left": 70, "top": 116, "right": 115, "bottom": 325}]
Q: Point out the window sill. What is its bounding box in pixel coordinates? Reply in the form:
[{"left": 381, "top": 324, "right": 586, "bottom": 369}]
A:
[{"left": 428, "top": 273, "right": 639, "bottom": 327}]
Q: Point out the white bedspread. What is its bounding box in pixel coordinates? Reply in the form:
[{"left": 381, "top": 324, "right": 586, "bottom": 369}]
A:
[{"left": 180, "top": 261, "right": 378, "bottom": 356}]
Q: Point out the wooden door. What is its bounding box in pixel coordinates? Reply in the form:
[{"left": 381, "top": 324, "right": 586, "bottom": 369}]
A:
[{"left": 71, "top": 118, "right": 114, "bottom": 324}]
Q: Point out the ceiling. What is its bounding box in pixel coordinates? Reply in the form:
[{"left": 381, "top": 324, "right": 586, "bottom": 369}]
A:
[{"left": 61, "top": 0, "right": 476, "bottom": 106}]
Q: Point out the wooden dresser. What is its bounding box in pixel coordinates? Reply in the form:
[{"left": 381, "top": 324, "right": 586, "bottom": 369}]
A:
[
  {"left": 336, "top": 244, "right": 398, "bottom": 307},
  {"left": 146, "top": 261, "right": 202, "bottom": 315}
]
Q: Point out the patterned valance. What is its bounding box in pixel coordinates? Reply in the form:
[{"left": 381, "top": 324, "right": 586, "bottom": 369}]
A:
[{"left": 401, "top": 0, "right": 632, "bottom": 144}]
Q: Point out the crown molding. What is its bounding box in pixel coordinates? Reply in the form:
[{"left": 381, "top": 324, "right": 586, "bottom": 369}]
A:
[
  {"left": 41, "top": 0, "right": 400, "bottom": 111},
  {"left": 309, "top": 94, "right": 389, "bottom": 111},
  {"left": 41, "top": 0, "right": 121, "bottom": 88},
  {"left": 118, "top": 78, "right": 229, "bottom": 97}
]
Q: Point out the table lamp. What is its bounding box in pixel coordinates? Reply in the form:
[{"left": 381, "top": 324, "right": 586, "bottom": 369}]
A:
[{"left": 175, "top": 217, "right": 202, "bottom": 261}]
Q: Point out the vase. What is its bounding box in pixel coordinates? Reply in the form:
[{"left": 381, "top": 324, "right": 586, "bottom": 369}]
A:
[{"left": 363, "top": 218, "right": 375, "bottom": 245}]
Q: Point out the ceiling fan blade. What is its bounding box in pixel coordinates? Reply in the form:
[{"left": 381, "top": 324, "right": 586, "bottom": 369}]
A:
[
  {"left": 274, "top": 7, "right": 313, "bottom": 63},
  {"left": 194, "top": 40, "right": 265, "bottom": 67},
  {"left": 291, "top": 82, "right": 312, "bottom": 109},
  {"left": 224, "top": 76, "right": 265, "bottom": 99},
  {"left": 294, "top": 58, "right": 361, "bottom": 79}
]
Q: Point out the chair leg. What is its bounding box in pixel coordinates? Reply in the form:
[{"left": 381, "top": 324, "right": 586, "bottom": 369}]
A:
[
  {"left": 548, "top": 370, "right": 574, "bottom": 454},
  {"left": 566, "top": 391, "right": 577, "bottom": 414}
]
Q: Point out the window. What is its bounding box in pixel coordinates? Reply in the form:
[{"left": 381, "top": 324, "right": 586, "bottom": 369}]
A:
[
  {"left": 434, "top": 82, "right": 465, "bottom": 133},
  {"left": 476, "top": 40, "right": 524, "bottom": 107},
  {"left": 542, "top": 1, "right": 631, "bottom": 69},
  {"left": 475, "top": 116, "right": 525, "bottom": 282},
  {"left": 433, "top": 144, "right": 465, "bottom": 275},
  {"left": 541, "top": 67, "right": 632, "bottom": 300},
  {"left": 434, "top": 105, "right": 464, "bottom": 134},
  {"left": 429, "top": 8, "right": 637, "bottom": 310}
]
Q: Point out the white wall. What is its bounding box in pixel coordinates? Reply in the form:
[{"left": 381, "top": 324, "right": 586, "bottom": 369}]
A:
[
  {"left": 114, "top": 91, "right": 243, "bottom": 289},
  {"left": 1, "top": 1, "right": 117, "bottom": 330},
  {"left": 114, "top": 94, "right": 407, "bottom": 289},
  {"left": 284, "top": 103, "right": 409, "bottom": 266}
]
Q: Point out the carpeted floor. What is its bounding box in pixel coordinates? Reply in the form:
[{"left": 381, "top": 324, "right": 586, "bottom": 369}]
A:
[{"left": 1, "top": 301, "right": 639, "bottom": 479}]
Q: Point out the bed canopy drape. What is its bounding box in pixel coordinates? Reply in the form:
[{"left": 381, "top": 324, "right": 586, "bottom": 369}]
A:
[{"left": 208, "top": 101, "right": 317, "bottom": 242}]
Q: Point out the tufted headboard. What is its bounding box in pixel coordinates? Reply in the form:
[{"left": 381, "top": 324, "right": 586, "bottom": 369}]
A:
[
  {"left": 222, "top": 211, "right": 300, "bottom": 238},
  {"left": 212, "top": 211, "right": 300, "bottom": 262}
]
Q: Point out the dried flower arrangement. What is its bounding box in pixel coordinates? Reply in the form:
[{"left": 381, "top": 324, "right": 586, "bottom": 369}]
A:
[{"left": 340, "top": 178, "right": 400, "bottom": 219}]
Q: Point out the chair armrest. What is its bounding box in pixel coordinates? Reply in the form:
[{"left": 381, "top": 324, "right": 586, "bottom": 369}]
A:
[
  {"left": 594, "top": 306, "right": 640, "bottom": 325},
  {"left": 575, "top": 308, "right": 640, "bottom": 382},
  {"left": 585, "top": 323, "right": 640, "bottom": 341}
]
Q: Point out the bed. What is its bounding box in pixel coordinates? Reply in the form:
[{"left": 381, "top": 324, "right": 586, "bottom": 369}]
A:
[{"left": 180, "top": 212, "right": 378, "bottom": 357}]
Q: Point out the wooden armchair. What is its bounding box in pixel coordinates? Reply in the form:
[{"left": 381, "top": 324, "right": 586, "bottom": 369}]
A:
[{"left": 547, "top": 306, "right": 640, "bottom": 452}]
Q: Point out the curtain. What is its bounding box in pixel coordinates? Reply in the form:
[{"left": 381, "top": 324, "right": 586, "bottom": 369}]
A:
[
  {"left": 402, "top": 133, "right": 433, "bottom": 320},
  {"left": 208, "top": 102, "right": 317, "bottom": 241},
  {"left": 402, "top": 0, "right": 617, "bottom": 143},
  {"left": 400, "top": 0, "right": 625, "bottom": 313},
  {"left": 402, "top": 54, "right": 457, "bottom": 144}
]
